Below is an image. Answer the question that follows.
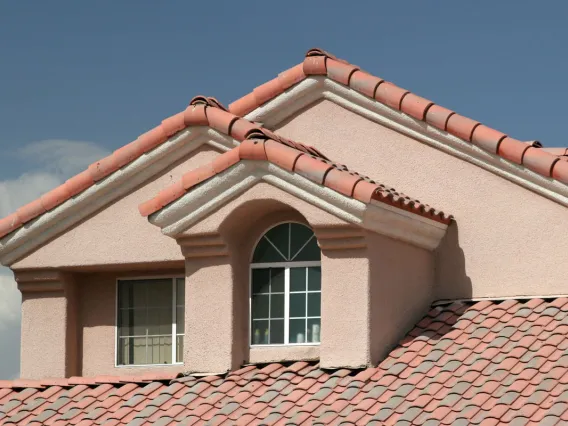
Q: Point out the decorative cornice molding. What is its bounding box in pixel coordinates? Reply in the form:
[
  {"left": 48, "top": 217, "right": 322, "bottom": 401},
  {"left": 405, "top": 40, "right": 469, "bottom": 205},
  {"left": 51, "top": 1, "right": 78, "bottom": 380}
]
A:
[
  {"left": 178, "top": 234, "right": 229, "bottom": 258},
  {"left": 0, "top": 129, "right": 236, "bottom": 266},
  {"left": 149, "top": 162, "right": 448, "bottom": 251},
  {"left": 314, "top": 225, "right": 366, "bottom": 251},
  {"left": 245, "top": 77, "right": 568, "bottom": 209},
  {"left": 14, "top": 270, "right": 67, "bottom": 293}
]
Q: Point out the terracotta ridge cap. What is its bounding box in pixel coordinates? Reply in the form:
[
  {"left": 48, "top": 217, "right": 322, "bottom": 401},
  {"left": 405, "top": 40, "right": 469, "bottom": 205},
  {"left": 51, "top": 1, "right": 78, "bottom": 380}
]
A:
[
  {"left": 226, "top": 47, "right": 568, "bottom": 188},
  {"left": 189, "top": 95, "right": 229, "bottom": 111}
]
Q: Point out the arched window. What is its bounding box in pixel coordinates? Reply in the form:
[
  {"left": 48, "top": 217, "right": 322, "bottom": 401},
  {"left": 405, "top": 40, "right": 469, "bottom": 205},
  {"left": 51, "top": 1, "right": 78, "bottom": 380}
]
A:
[{"left": 250, "top": 222, "right": 321, "bottom": 346}]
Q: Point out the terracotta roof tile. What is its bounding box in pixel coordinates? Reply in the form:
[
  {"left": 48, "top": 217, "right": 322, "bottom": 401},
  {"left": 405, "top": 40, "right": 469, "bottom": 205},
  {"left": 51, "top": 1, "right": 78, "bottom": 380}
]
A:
[
  {"left": 139, "top": 131, "right": 453, "bottom": 225},
  {"left": 2, "top": 298, "right": 568, "bottom": 424}
]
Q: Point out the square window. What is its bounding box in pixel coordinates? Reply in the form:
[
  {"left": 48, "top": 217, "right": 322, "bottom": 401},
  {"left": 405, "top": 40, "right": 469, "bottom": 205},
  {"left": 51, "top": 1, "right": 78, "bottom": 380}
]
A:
[
  {"left": 251, "top": 265, "right": 321, "bottom": 346},
  {"left": 117, "top": 278, "right": 184, "bottom": 366}
]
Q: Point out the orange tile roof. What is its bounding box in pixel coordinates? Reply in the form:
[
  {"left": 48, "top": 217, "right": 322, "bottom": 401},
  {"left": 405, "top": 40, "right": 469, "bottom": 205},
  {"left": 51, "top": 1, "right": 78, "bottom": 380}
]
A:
[
  {"left": 138, "top": 128, "right": 452, "bottom": 224},
  {"left": 0, "top": 97, "right": 322, "bottom": 239},
  {"left": 228, "top": 48, "right": 568, "bottom": 185},
  {"left": 2, "top": 298, "right": 568, "bottom": 425},
  {"left": 3, "top": 47, "right": 567, "bottom": 239}
]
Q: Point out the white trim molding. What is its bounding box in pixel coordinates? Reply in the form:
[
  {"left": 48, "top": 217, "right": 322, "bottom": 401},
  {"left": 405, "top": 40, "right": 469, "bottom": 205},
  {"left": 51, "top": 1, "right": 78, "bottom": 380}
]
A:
[
  {"left": 149, "top": 161, "right": 448, "bottom": 251},
  {"left": 244, "top": 77, "right": 568, "bottom": 209},
  {"left": 0, "top": 128, "right": 238, "bottom": 266}
]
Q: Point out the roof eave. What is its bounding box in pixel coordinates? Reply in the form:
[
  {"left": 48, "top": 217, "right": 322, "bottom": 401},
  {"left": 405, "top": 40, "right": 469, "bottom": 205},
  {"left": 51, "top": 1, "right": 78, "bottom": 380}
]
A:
[
  {"left": 0, "top": 127, "right": 229, "bottom": 266},
  {"left": 148, "top": 161, "right": 448, "bottom": 251}
]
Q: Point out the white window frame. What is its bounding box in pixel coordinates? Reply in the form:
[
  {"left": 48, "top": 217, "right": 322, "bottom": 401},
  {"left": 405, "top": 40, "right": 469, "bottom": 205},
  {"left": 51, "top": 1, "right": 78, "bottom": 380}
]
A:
[
  {"left": 115, "top": 276, "right": 184, "bottom": 367},
  {"left": 249, "top": 221, "right": 321, "bottom": 348}
]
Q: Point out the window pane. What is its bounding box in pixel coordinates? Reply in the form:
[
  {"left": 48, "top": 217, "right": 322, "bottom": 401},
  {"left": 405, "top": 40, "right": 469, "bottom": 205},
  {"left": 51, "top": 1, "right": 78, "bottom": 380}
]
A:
[
  {"left": 307, "top": 318, "right": 321, "bottom": 343},
  {"left": 176, "top": 335, "right": 184, "bottom": 363},
  {"left": 308, "top": 293, "right": 321, "bottom": 317},
  {"left": 176, "top": 306, "right": 185, "bottom": 334},
  {"left": 293, "top": 237, "right": 321, "bottom": 262},
  {"left": 147, "top": 280, "right": 172, "bottom": 307},
  {"left": 117, "top": 279, "right": 177, "bottom": 366},
  {"left": 265, "top": 224, "right": 290, "bottom": 260},
  {"left": 118, "top": 308, "right": 146, "bottom": 336},
  {"left": 289, "top": 319, "right": 306, "bottom": 343},
  {"left": 148, "top": 335, "right": 172, "bottom": 364},
  {"left": 118, "top": 280, "right": 147, "bottom": 309},
  {"left": 147, "top": 307, "right": 172, "bottom": 335},
  {"left": 308, "top": 267, "right": 321, "bottom": 291},
  {"left": 176, "top": 278, "right": 185, "bottom": 306},
  {"left": 271, "top": 294, "right": 284, "bottom": 319},
  {"left": 252, "top": 294, "right": 269, "bottom": 319},
  {"left": 119, "top": 337, "right": 147, "bottom": 365},
  {"left": 252, "top": 237, "right": 286, "bottom": 263},
  {"left": 118, "top": 281, "right": 133, "bottom": 309},
  {"left": 270, "top": 268, "right": 285, "bottom": 293},
  {"left": 252, "top": 269, "right": 270, "bottom": 294},
  {"left": 270, "top": 319, "right": 284, "bottom": 344},
  {"left": 290, "top": 268, "right": 306, "bottom": 292},
  {"left": 252, "top": 320, "right": 269, "bottom": 345},
  {"left": 290, "top": 223, "right": 317, "bottom": 260},
  {"left": 290, "top": 293, "right": 306, "bottom": 318}
]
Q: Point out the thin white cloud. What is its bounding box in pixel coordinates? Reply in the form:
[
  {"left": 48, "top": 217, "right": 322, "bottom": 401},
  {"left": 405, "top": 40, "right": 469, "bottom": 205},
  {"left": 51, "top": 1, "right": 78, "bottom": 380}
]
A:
[
  {"left": 17, "top": 139, "right": 110, "bottom": 177},
  {"left": 0, "top": 139, "right": 109, "bottom": 379}
]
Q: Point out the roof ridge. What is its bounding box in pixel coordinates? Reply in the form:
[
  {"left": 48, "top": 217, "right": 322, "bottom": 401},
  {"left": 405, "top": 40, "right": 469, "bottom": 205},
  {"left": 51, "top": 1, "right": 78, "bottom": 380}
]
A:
[
  {"left": 227, "top": 47, "right": 568, "bottom": 186},
  {"left": 138, "top": 134, "right": 453, "bottom": 225}
]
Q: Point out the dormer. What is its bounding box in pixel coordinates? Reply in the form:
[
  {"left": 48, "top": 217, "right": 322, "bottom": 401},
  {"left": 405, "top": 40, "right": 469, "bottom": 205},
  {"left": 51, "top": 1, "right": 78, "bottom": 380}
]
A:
[{"left": 139, "top": 129, "right": 451, "bottom": 372}]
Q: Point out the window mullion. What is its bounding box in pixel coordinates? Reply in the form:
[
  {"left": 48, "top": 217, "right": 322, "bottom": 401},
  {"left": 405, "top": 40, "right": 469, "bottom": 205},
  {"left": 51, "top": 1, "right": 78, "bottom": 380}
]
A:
[
  {"left": 305, "top": 267, "right": 309, "bottom": 342},
  {"left": 284, "top": 267, "right": 290, "bottom": 345},
  {"left": 172, "top": 278, "right": 177, "bottom": 364},
  {"left": 268, "top": 269, "right": 272, "bottom": 344}
]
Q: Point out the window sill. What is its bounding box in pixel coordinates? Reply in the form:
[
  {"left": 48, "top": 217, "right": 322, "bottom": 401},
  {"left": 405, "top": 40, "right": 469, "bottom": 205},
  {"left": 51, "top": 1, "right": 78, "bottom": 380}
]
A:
[
  {"left": 249, "top": 345, "right": 319, "bottom": 364},
  {"left": 115, "top": 362, "right": 183, "bottom": 368}
]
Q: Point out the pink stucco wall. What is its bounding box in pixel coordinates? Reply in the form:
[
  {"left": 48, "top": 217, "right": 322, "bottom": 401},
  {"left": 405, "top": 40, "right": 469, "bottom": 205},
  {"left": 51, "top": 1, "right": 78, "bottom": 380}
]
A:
[
  {"left": 13, "top": 146, "right": 219, "bottom": 270},
  {"left": 275, "top": 99, "right": 568, "bottom": 299},
  {"left": 79, "top": 270, "right": 185, "bottom": 377},
  {"left": 21, "top": 291, "right": 70, "bottom": 379}
]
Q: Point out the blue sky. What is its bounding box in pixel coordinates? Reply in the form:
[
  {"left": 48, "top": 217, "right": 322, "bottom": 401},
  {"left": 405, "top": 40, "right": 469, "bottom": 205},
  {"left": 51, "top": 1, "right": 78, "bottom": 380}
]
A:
[{"left": 1, "top": 1, "right": 568, "bottom": 378}]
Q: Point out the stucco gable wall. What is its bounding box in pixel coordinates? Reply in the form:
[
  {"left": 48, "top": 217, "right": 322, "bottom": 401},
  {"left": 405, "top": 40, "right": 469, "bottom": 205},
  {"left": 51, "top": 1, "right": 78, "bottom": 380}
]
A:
[
  {"left": 274, "top": 99, "right": 568, "bottom": 299},
  {"left": 13, "top": 145, "right": 220, "bottom": 270}
]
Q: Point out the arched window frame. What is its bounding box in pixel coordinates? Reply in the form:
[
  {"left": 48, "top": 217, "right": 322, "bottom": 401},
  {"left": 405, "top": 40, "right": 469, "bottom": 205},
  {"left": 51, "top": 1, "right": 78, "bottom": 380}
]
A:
[{"left": 249, "top": 221, "right": 321, "bottom": 347}]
